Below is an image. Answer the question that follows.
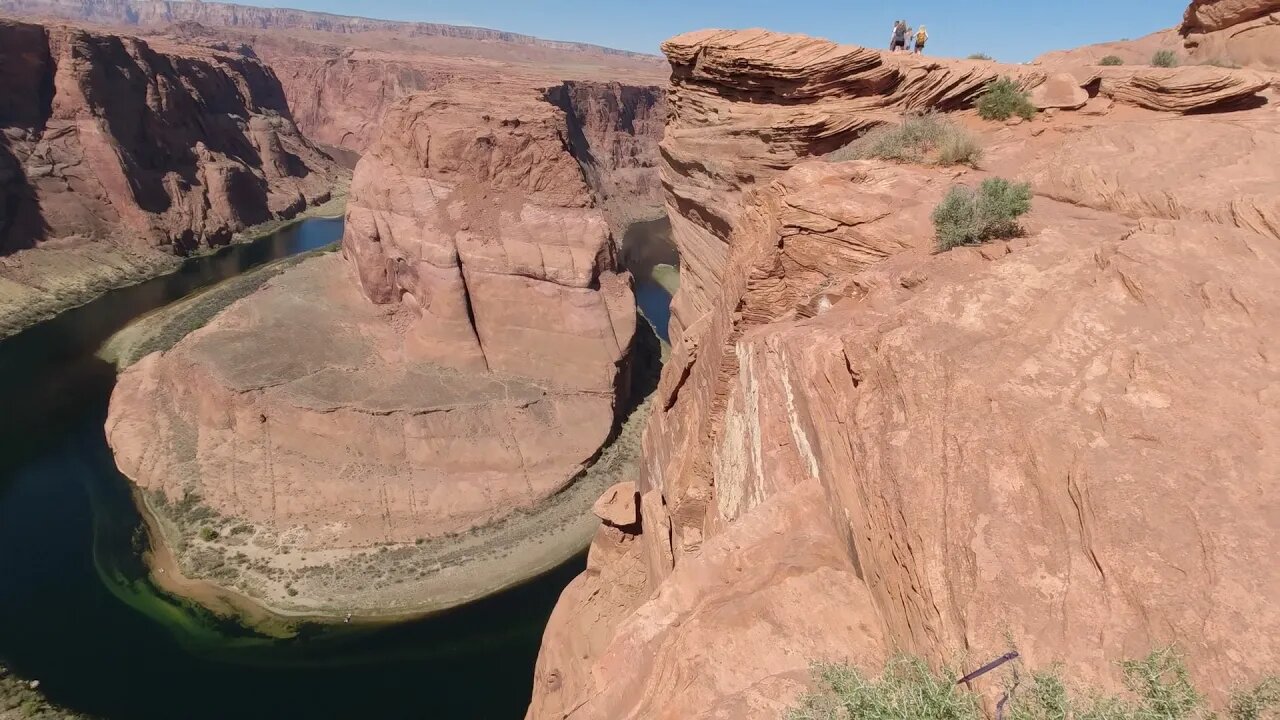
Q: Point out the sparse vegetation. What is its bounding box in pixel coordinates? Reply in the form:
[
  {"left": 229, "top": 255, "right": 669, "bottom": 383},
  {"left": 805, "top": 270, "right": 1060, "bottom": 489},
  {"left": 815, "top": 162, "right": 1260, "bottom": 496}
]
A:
[
  {"left": 1099, "top": 55, "right": 1124, "bottom": 66},
  {"left": 828, "top": 114, "right": 982, "bottom": 167},
  {"left": 932, "top": 178, "right": 1032, "bottom": 251},
  {"left": 1152, "top": 49, "right": 1179, "bottom": 68},
  {"left": 968, "top": 53, "right": 993, "bottom": 61},
  {"left": 1201, "top": 57, "right": 1241, "bottom": 69},
  {"left": 976, "top": 77, "right": 1037, "bottom": 121},
  {"left": 198, "top": 527, "right": 219, "bottom": 542},
  {"left": 788, "top": 648, "right": 1279, "bottom": 720}
]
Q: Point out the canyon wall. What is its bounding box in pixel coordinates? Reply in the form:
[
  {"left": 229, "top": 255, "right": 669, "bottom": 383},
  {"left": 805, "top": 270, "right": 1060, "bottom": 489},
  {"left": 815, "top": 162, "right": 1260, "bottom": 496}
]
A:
[
  {"left": 0, "top": 18, "right": 337, "bottom": 254},
  {"left": 528, "top": 30, "right": 1280, "bottom": 719}
]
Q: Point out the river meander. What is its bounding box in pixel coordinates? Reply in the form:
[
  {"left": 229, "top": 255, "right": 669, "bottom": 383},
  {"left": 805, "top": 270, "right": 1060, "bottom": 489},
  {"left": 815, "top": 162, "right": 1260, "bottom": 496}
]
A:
[{"left": 0, "top": 218, "right": 620, "bottom": 719}]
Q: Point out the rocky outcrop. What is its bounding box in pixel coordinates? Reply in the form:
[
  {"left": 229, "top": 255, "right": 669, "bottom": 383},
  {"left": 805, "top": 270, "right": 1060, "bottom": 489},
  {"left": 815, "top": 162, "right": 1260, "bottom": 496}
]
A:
[
  {"left": 1182, "top": 0, "right": 1280, "bottom": 32},
  {"left": 107, "top": 84, "right": 645, "bottom": 615},
  {"left": 528, "top": 29, "right": 1280, "bottom": 719},
  {"left": 1101, "top": 65, "right": 1270, "bottom": 111},
  {"left": 0, "top": 19, "right": 338, "bottom": 254}
]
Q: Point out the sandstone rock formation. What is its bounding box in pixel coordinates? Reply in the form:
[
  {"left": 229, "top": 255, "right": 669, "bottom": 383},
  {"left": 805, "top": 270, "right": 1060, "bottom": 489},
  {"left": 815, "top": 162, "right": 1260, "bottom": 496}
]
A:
[
  {"left": 1180, "top": 0, "right": 1280, "bottom": 69},
  {"left": 528, "top": 28, "right": 1280, "bottom": 719},
  {"left": 0, "top": 19, "right": 337, "bottom": 254},
  {"left": 1, "top": 0, "right": 670, "bottom": 158},
  {"left": 0, "top": 18, "right": 343, "bottom": 336},
  {"left": 107, "top": 84, "right": 647, "bottom": 615},
  {"left": 1182, "top": 0, "right": 1280, "bottom": 32}
]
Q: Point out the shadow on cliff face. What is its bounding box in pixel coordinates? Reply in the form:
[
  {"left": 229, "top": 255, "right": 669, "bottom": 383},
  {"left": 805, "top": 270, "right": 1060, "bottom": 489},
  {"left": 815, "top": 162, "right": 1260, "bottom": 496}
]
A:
[
  {"left": 0, "top": 20, "right": 52, "bottom": 254},
  {"left": 0, "top": 137, "right": 49, "bottom": 255}
]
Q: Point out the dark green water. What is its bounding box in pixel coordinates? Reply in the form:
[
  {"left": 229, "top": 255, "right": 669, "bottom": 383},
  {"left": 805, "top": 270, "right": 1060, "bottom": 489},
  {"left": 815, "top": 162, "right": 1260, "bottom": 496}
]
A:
[{"left": 0, "top": 219, "right": 586, "bottom": 719}]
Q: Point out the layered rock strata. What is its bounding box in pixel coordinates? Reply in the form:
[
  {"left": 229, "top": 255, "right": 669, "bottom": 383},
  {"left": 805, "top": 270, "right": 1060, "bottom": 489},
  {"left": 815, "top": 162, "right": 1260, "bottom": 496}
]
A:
[
  {"left": 107, "top": 86, "right": 642, "bottom": 615},
  {"left": 0, "top": 19, "right": 337, "bottom": 254},
  {"left": 0, "top": 18, "right": 343, "bottom": 336},
  {"left": 528, "top": 29, "right": 1280, "bottom": 719}
]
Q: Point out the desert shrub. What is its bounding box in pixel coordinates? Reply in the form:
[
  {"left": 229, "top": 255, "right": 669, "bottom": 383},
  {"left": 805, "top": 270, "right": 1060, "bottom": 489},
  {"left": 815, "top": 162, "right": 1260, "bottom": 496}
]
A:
[
  {"left": 977, "top": 77, "right": 1036, "bottom": 121},
  {"left": 933, "top": 177, "right": 1032, "bottom": 251},
  {"left": 1099, "top": 55, "right": 1124, "bottom": 66},
  {"left": 1202, "top": 57, "right": 1241, "bottom": 68},
  {"left": 968, "top": 52, "right": 993, "bottom": 61},
  {"left": 198, "top": 527, "right": 219, "bottom": 542},
  {"left": 786, "top": 655, "right": 980, "bottom": 720},
  {"left": 828, "top": 114, "right": 982, "bottom": 167},
  {"left": 1152, "top": 49, "right": 1179, "bottom": 67},
  {"left": 791, "top": 648, "right": 1278, "bottom": 720},
  {"left": 1230, "top": 676, "right": 1280, "bottom": 720}
]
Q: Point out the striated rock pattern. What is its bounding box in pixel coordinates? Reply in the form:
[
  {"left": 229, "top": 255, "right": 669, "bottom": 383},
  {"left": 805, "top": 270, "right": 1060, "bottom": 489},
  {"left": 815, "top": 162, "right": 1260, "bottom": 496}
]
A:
[
  {"left": 0, "top": 18, "right": 338, "bottom": 254},
  {"left": 1101, "top": 65, "right": 1271, "bottom": 111},
  {"left": 1181, "top": 0, "right": 1280, "bottom": 70},
  {"left": 1181, "top": 0, "right": 1280, "bottom": 32},
  {"left": 528, "top": 29, "right": 1280, "bottom": 719}
]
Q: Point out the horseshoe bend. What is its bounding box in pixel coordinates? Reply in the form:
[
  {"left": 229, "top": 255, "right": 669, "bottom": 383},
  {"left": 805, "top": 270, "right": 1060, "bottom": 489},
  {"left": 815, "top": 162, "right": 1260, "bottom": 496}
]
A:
[{"left": 0, "top": 0, "right": 1277, "bottom": 718}]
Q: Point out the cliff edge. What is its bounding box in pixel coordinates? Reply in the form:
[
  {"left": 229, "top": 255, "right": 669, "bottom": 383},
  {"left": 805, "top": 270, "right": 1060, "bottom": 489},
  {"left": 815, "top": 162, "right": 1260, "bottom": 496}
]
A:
[{"left": 528, "top": 29, "right": 1279, "bottom": 719}]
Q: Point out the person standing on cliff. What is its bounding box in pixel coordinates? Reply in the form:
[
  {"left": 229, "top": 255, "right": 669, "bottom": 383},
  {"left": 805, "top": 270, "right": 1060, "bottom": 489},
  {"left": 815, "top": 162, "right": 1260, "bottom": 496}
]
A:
[
  {"left": 914, "top": 25, "right": 929, "bottom": 54},
  {"left": 891, "top": 21, "right": 907, "bottom": 52}
]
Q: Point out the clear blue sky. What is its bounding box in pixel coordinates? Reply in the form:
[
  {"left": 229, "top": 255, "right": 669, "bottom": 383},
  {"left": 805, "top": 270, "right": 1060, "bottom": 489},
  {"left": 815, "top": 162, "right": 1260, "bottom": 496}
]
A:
[{"left": 243, "top": 0, "right": 1189, "bottom": 61}]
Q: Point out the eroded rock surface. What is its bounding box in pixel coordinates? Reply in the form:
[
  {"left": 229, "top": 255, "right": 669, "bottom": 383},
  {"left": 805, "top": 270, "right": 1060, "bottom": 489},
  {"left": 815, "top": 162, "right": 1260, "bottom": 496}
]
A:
[
  {"left": 528, "top": 28, "right": 1280, "bottom": 719},
  {"left": 0, "top": 18, "right": 343, "bottom": 336},
  {"left": 107, "top": 84, "right": 647, "bottom": 616},
  {"left": 0, "top": 19, "right": 337, "bottom": 254}
]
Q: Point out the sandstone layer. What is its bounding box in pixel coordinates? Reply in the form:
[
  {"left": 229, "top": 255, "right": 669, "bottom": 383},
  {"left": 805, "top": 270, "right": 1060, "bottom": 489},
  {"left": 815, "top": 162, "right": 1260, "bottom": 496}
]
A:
[
  {"left": 107, "top": 84, "right": 648, "bottom": 616},
  {"left": 528, "top": 29, "right": 1280, "bottom": 719},
  {"left": 0, "top": 18, "right": 343, "bottom": 336},
  {"left": 1, "top": 0, "right": 670, "bottom": 157}
]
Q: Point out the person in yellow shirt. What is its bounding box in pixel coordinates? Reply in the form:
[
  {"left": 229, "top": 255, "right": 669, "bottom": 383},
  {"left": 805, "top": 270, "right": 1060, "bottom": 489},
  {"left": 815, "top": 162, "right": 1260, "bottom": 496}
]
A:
[{"left": 914, "top": 25, "right": 929, "bottom": 54}]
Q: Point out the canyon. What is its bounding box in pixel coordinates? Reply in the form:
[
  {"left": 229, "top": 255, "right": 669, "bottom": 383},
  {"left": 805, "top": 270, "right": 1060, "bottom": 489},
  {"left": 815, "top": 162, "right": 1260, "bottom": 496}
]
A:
[
  {"left": 0, "top": 0, "right": 1277, "bottom": 717},
  {"left": 527, "top": 19, "right": 1280, "bottom": 720},
  {"left": 0, "top": 17, "right": 344, "bottom": 337}
]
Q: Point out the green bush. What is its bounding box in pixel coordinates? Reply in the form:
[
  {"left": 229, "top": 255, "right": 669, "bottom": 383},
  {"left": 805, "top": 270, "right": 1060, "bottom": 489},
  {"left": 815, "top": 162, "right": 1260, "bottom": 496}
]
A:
[
  {"left": 1152, "top": 49, "right": 1179, "bottom": 67},
  {"left": 787, "top": 655, "right": 979, "bottom": 720},
  {"left": 827, "top": 114, "right": 982, "bottom": 167},
  {"left": 968, "top": 53, "right": 993, "bottom": 61},
  {"left": 976, "top": 77, "right": 1036, "bottom": 121},
  {"left": 198, "top": 527, "right": 219, "bottom": 541},
  {"left": 1099, "top": 55, "right": 1124, "bottom": 66},
  {"left": 789, "top": 648, "right": 1279, "bottom": 720},
  {"left": 933, "top": 177, "right": 1032, "bottom": 251}
]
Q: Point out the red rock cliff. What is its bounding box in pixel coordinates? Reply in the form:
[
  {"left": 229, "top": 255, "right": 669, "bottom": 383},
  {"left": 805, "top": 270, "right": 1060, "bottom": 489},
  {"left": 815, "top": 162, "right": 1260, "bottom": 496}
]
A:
[
  {"left": 527, "top": 30, "right": 1280, "bottom": 719},
  {"left": 0, "top": 18, "right": 339, "bottom": 255}
]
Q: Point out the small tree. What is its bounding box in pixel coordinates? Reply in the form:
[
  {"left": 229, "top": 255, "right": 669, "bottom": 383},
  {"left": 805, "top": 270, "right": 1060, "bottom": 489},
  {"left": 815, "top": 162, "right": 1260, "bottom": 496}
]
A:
[
  {"left": 933, "top": 178, "right": 1032, "bottom": 252},
  {"left": 1152, "top": 49, "right": 1179, "bottom": 67},
  {"left": 976, "top": 77, "right": 1036, "bottom": 121},
  {"left": 968, "top": 53, "right": 993, "bottom": 61},
  {"left": 1099, "top": 55, "right": 1124, "bottom": 66}
]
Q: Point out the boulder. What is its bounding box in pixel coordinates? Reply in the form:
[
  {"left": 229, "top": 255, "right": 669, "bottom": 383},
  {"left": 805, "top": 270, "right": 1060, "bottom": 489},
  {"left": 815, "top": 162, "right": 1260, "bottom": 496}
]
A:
[{"left": 1030, "top": 72, "right": 1090, "bottom": 109}]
